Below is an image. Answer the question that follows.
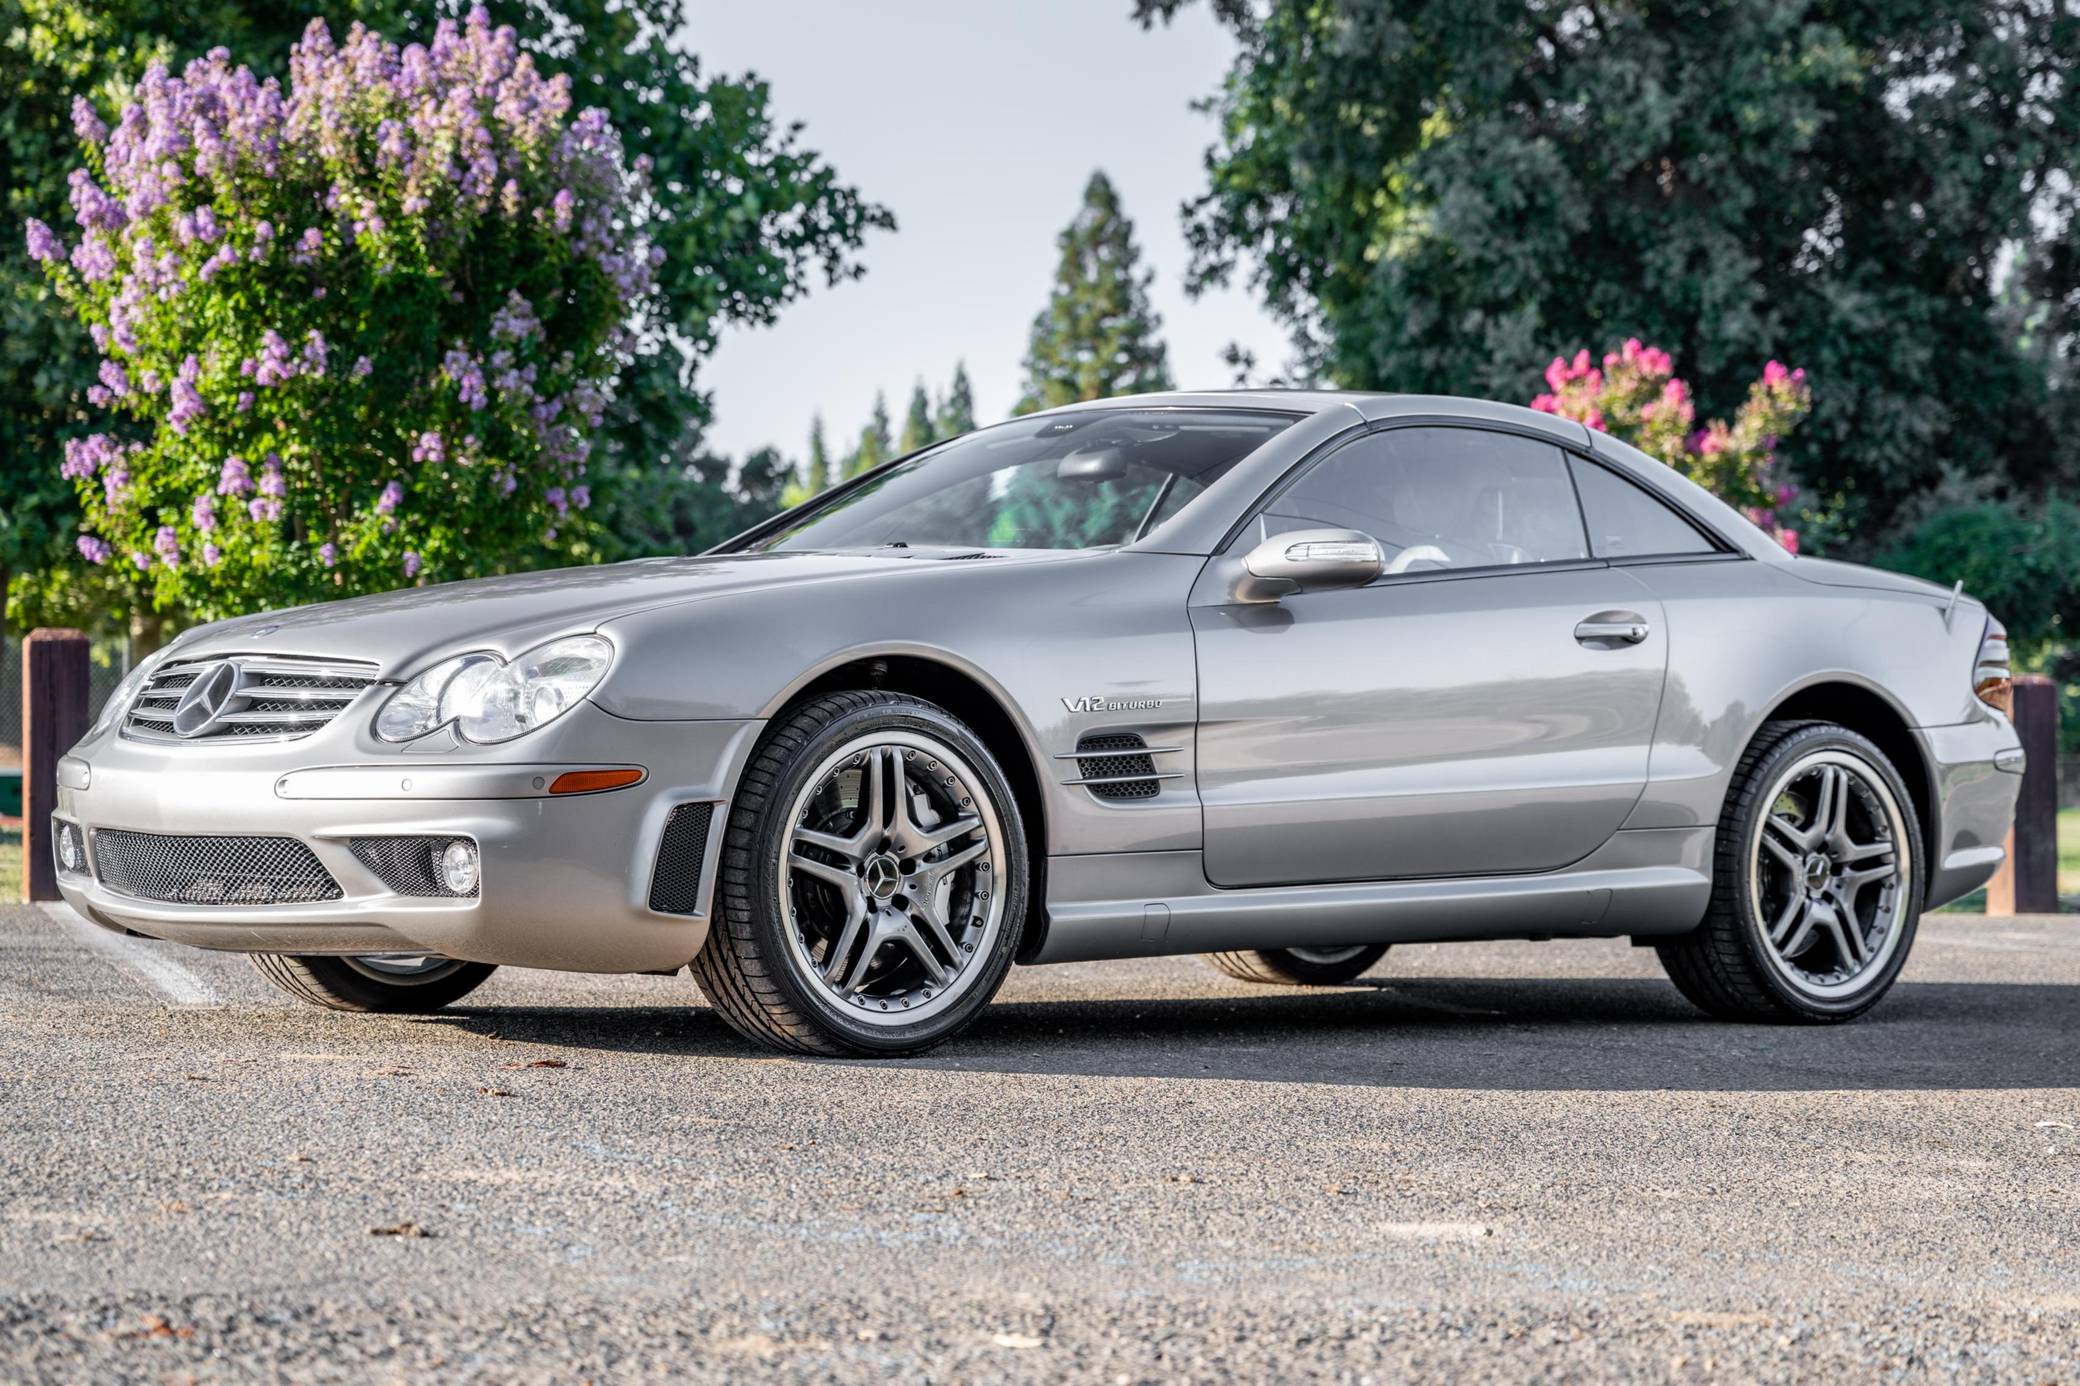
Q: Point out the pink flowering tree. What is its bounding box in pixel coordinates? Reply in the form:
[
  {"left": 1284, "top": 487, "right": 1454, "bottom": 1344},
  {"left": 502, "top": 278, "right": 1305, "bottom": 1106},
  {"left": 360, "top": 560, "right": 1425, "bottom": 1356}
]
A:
[
  {"left": 1531, "top": 341, "right": 1811, "bottom": 552},
  {"left": 23, "top": 9, "right": 657, "bottom": 617}
]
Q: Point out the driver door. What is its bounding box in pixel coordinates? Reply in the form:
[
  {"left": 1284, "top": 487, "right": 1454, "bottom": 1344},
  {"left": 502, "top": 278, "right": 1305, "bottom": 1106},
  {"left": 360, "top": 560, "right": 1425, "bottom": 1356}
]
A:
[{"left": 1190, "top": 425, "right": 1669, "bottom": 887}]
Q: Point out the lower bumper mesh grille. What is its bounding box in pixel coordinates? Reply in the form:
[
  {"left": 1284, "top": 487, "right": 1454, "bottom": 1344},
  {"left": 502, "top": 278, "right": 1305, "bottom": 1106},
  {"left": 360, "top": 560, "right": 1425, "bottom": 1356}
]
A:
[
  {"left": 92, "top": 830, "right": 342, "bottom": 905},
  {"left": 350, "top": 836, "right": 478, "bottom": 898},
  {"left": 648, "top": 802, "right": 715, "bottom": 914}
]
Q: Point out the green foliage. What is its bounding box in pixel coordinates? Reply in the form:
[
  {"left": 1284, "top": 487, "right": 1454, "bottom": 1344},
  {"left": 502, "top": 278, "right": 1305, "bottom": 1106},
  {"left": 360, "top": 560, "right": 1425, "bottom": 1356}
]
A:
[
  {"left": 937, "top": 362, "right": 976, "bottom": 439},
  {"left": 899, "top": 382, "right": 934, "bottom": 455},
  {"left": 1015, "top": 171, "right": 1172, "bottom": 415},
  {"left": 4, "top": 0, "right": 888, "bottom": 629},
  {"left": 1138, "top": 0, "right": 2079, "bottom": 549},
  {"left": 845, "top": 391, "right": 893, "bottom": 481},
  {"left": 1883, "top": 499, "right": 2080, "bottom": 652},
  {"left": 35, "top": 14, "right": 653, "bottom": 615},
  {"left": 595, "top": 444, "right": 793, "bottom": 557}
]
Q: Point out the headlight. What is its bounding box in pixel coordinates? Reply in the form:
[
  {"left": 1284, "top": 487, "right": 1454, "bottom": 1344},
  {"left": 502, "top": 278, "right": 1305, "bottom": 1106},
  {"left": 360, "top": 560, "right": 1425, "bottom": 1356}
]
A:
[
  {"left": 89, "top": 652, "right": 164, "bottom": 738},
  {"left": 374, "top": 635, "right": 613, "bottom": 744}
]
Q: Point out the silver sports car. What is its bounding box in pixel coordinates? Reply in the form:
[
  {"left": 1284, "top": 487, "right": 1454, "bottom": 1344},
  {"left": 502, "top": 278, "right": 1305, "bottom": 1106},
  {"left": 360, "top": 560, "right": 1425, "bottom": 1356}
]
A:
[{"left": 51, "top": 392, "right": 2022, "bottom": 1054}]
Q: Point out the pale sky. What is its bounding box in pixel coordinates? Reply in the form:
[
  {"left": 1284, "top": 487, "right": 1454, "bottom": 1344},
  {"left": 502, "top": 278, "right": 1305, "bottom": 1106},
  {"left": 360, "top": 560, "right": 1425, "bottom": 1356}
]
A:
[{"left": 679, "top": 0, "right": 1292, "bottom": 461}]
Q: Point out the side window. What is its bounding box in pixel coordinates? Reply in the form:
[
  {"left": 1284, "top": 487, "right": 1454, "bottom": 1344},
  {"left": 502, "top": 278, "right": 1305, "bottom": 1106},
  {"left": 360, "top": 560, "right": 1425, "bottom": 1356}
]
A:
[
  {"left": 1569, "top": 457, "right": 1716, "bottom": 558},
  {"left": 1259, "top": 427, "right": 1588, "bottom": 574}
]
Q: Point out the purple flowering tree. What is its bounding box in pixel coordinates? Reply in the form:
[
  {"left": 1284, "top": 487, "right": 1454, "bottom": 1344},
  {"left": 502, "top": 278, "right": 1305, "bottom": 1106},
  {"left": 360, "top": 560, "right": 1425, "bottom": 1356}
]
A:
[{"left": 25, "top": 8, "right": 657, "bottom": 615}]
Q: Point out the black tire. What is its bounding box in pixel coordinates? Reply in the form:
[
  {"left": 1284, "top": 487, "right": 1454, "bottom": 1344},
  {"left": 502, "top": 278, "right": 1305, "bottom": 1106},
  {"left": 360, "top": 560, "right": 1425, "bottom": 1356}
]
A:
[
  {"left": 1656, "top": 720, "right": 1924, "bottom": 1023},
  {"left": 249, "top": 954, "right": 496, "bottom": 1013},
  {"left": 1204, "top": 944, "right": 1390, "bottom": 986},
  {"left": 689, "top": 691, "right": 1030, "bottom": 1057}
]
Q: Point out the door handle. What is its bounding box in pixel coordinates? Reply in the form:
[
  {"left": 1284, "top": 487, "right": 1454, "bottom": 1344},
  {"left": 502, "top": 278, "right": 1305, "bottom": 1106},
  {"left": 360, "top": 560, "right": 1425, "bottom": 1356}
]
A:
[{"left": 1574, "top": 611, "right": 1650, "bottom": 646}]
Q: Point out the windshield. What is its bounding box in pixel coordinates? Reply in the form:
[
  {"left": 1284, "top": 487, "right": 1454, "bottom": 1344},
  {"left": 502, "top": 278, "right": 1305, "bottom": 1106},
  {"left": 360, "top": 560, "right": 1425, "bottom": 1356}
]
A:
[{"left": 749, "top": 408, "right": 1296, "bottom": 553}]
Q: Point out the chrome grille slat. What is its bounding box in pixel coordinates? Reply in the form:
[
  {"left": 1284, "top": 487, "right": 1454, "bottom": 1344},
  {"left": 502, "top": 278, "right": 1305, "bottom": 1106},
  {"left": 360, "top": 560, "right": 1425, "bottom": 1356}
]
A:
[
  {"left": 91, "top": 829, "right": 341, "bottom": 904},
  {"left": 123, "top": 654, "right": 378, "bottom": 744}
]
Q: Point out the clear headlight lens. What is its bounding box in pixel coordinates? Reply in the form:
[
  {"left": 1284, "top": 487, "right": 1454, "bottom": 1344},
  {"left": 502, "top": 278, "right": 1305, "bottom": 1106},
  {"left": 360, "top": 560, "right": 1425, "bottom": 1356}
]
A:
[
  {"left": 374, "top": 635, "right": 612, "bottom": 744},
  {"left": 90, "top": 652, "right": 163, "bottom": 738}
]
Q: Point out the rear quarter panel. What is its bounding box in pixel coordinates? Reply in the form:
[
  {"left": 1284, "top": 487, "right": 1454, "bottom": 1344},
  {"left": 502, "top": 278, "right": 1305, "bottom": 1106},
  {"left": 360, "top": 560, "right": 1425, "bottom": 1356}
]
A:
[{"left": 1623, "top": 557, "right": 1996, "bottom": 831}]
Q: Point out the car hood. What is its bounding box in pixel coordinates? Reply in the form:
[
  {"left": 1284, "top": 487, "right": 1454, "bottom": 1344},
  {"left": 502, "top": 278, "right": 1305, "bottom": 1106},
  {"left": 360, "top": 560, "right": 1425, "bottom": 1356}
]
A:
[{"left": 169, "top": 550, "right": 1046, "bottom": 678}]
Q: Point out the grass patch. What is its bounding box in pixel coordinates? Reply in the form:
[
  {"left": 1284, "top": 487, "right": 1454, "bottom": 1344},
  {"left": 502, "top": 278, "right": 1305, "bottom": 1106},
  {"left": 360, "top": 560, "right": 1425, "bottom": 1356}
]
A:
[{"left": 0, "top": 824, "right": 20, "bottom": 904}]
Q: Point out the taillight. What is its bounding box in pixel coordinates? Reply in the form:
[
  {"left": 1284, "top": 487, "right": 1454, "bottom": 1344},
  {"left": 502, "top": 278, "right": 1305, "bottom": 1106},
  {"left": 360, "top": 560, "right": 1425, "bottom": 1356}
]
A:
[{"left": 1974, "top": 616, "right": 2012, "bottom": 717}]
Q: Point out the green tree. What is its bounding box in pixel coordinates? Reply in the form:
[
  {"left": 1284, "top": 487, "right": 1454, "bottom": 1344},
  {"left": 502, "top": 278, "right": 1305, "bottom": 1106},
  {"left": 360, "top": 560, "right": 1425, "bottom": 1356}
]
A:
[
  {"left": 1015, "top": 171, "right": 1173, "bottom": 415},
  {"left": 1137, "top": 0, "right": 2079, "bottom": 550},
  {"left": 899, "top": 381, "right": 936, "bottom": 454},
  {"left": 5, "top": 0, "right": 888, "bottom": 632},
  {"left": 844, "top": 391, "right": 893, "bottom": 479},
  {"left": 937, "top": 362, "right": 977, "bottom": 438},
  {"left": 603, "top": 444, "right": 794, "bottom": 556},
  {"left": 807, "top": 415, "right": 833, "bottom": 489},
  {"left": 32, "top": 14, "right": 651, "bottom": 613}
]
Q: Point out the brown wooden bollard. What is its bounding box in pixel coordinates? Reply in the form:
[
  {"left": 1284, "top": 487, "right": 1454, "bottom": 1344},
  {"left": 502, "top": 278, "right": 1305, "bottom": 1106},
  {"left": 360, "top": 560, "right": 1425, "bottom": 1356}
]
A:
[
  {"left": 21, "top": 628, "right": 91, "bottom": 902},
  {"left": 1985, "top": 673, "right": 2057, "bottom": 916}
]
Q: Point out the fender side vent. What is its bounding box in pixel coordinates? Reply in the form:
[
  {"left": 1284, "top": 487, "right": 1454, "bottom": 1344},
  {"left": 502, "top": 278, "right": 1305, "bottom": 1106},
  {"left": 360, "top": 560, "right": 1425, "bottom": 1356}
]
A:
[
  {"left": 648, "top": 802, "right": 715, "bottom": 914},
  {"left": 1074, "top": 733, "right": 1162, "bottom": 801}
]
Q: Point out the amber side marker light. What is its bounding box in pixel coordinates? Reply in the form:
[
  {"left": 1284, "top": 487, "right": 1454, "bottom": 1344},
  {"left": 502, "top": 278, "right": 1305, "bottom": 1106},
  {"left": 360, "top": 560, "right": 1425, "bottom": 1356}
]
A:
[
  {"left": 1974, "top": 616, "right": 2012, "bottom": 717},
  {"left": 548, "top": 768, "right": 645, "bottom": 795}
]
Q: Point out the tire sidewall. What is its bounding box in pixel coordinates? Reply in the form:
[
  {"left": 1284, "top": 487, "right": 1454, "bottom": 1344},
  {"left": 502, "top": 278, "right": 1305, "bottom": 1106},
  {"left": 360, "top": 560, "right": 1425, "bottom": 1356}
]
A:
[
  {"left": 734, "top": 697, "right": 1029, "bottom": 1054},
  {"left": 1730, "top": 725, "right": 1925, "bottom": 1019},
  {"left": 1261, "top": 945, "right": 1390, "bottom": 985}
]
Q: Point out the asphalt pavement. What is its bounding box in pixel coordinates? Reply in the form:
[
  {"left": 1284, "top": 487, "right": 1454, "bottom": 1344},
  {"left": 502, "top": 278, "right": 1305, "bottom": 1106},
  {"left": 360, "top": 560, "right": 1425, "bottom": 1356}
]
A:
[{"left": 1, "top": 901, "right": 2076, "bottom": 1382}]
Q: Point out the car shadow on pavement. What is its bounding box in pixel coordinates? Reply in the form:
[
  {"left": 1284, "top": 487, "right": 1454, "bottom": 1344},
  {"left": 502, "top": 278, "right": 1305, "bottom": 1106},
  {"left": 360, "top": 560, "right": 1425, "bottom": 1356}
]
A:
[{"left": 424, "top": 975, "right": 2080, "bottom": 1092}]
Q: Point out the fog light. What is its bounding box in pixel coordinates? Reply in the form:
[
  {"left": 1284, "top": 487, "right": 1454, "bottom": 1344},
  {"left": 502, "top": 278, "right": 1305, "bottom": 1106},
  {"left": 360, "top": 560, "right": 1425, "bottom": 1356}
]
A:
[
  {"left": 439, "top": 839, "right": 480, "bottom": 895},
  {"left": 55, "top": 822, "right": 82, "bottom": 874}
]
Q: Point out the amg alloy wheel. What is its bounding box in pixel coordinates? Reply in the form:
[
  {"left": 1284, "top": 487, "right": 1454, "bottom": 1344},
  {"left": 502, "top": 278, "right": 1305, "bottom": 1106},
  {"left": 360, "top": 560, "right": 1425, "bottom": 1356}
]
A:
[
  {"left": 1657, "top": 721, "right": 1924, "bottom": 1022},
  {"left": 692, "top": 691, "right": 1029, "bottom": 1056},
  {"left": 250, "top": 953, "right": 497, "bottom": 1012},
  {"left": 1205, "top": 943, "right": 1390, "bottom": 985}
]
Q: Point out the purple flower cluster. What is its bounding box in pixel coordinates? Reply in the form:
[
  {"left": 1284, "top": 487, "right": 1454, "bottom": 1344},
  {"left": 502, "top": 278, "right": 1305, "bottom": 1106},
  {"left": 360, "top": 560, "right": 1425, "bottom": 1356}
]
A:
[{"left": 31, "top": 4, "right": 656, "bottom": 599}]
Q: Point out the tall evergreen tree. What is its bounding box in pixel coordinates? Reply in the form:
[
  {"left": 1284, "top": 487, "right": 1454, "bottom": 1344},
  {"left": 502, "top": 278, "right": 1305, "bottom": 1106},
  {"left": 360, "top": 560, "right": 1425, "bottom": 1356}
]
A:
[
  {"left": 899, "top": 382, "right": 937, "bottom": 454},
  {"left": 937, "top": 362, "right": 978, "bottom": 438},
  {"left": 1015, "top": 171, "right": 1174, "bottom": 414},
  {"left": 845, "top": 391, "right": 893, "bottom": 479},
  {"left": 807, "top": 415, "right": 833, "bottom": 489}
]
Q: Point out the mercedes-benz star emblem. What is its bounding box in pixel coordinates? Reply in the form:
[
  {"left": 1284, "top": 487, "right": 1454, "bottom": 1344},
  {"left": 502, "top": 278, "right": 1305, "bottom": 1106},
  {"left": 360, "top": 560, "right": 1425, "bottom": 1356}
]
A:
[
  {"left": 170, "top": 660, "right": 240, "bottom": 738},
  {"left": 862, "top": 854, "right": 902, "bottom": 902}
]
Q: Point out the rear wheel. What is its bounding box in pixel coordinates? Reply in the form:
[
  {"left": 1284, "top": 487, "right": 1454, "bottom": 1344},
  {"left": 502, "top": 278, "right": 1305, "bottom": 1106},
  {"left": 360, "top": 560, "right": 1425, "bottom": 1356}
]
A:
[
  {"left": 250, "top": 953, "right": 496, "bottom": 1012},
  {"left": 1204, "top": 944, "right": 1390, "bottom": 986},
  {"left": 1656, "top": 720, "right": 1923, "bottom": 1023},
  {"left": 689, "top": 691, "right": 1029, "bottom": 1056}
]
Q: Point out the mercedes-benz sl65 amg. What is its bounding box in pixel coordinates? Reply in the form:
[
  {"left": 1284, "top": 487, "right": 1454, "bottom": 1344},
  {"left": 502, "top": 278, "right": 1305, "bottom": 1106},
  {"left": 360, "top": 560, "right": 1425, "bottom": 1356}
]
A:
[{"left": 51, "top": 392, "right": 2023, "bottom": 1054}]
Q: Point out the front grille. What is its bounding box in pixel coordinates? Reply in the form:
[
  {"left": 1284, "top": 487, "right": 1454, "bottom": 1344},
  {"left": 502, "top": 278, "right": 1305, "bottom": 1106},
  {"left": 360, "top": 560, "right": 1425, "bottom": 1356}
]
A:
[
  {"left": 91, "top": 829, "right": 342, "bottom": 905},
  {"left": 1074, "top": 732, "right": 1162, "bottom": 801},
  {"left": 125, "top": 655, "right": 378, "bottom": 743},
  {"left": 648, "top": 802, "right": 715, "bottom": 914},
  {"left": 350, "top": 836, "right": 478, "bottom": 898}
]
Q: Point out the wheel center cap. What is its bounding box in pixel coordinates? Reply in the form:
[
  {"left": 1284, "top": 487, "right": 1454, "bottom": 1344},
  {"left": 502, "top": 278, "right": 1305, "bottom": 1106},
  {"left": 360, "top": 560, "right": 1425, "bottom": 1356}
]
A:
[
  {"left": 862, "top": 854, "right": 902, "bottom": 901},
  {"left": 1802, "top": 852, "right": 1832, "bottom": 891}
]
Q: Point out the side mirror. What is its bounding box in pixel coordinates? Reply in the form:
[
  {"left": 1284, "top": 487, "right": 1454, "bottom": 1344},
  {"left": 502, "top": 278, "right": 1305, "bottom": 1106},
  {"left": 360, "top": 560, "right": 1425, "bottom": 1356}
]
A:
[{"left": 1233, "top": 527, "right": 1384, "bottom": 603}]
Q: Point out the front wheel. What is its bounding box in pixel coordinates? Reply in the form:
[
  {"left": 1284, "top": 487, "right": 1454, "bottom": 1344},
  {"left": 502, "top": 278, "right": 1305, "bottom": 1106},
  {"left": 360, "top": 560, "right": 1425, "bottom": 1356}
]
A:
[
  {"left": 1656, "top": 720, "right": 1924, "bottom": 1023},
  {"left": 250, "top": 953, "right": 496, "bottom": 1012},
  {"left": 1204, "top": 944, "right": 1390, "bottom": 986},
  {"left": 690, "top": 691, "right": 1029, "bottom": 1057}
]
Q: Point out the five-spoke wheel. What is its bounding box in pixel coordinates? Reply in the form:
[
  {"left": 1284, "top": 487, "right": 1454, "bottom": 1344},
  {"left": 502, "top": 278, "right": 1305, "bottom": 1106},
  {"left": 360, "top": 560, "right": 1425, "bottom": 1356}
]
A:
[
  {"left": 1658, "top": 721, "right": 1923, "bottom": 1022},
  {"left": 692, "top": 691, "right": 1029, "bottom": 1055}
]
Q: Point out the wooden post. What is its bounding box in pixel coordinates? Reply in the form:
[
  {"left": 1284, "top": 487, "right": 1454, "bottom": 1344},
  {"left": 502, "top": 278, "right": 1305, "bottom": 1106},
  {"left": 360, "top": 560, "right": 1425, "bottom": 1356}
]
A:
[
  {"left": 1985, "top": 674, "right": 2058, "bottom": 916},
  {"left": 21, "top": 628, "right": 90, "bottom": 902}
]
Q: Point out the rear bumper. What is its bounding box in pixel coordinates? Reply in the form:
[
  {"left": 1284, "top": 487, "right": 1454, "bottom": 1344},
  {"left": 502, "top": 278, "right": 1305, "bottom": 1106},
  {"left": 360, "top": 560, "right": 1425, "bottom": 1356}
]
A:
[
  {"left": 51, "top": 704, "right": 761, "bottom": 973},
  {"left": 1920, "top": 717, "right": 2025, "bottom": 909}
]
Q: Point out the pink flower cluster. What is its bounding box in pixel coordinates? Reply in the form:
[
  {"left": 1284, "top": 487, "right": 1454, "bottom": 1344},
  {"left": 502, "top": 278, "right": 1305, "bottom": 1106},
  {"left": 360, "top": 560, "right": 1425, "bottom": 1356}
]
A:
[{"left": 1531, "top": 340, "right": 1810, "bottom": 553}]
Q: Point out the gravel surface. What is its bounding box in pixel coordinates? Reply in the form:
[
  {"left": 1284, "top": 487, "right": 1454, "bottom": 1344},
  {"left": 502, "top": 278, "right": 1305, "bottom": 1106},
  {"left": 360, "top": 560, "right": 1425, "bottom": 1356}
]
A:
[{"left": 1, "top": 903, "right": 2076, "bottom": 1382}]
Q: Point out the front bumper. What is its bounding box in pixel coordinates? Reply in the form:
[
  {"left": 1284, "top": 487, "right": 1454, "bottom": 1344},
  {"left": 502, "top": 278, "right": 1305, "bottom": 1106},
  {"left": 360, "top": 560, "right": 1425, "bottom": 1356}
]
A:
[
  {"left": 1921, "top": 716, "right": 2026, "bottom": 909},
  {"left": 52, "top": 701, "right": 761, "bottom": 973}
]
